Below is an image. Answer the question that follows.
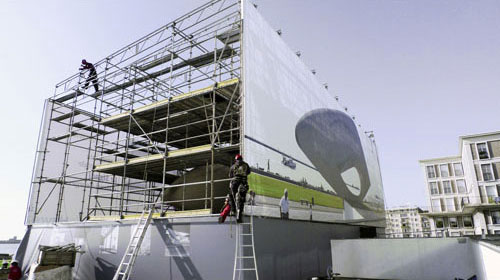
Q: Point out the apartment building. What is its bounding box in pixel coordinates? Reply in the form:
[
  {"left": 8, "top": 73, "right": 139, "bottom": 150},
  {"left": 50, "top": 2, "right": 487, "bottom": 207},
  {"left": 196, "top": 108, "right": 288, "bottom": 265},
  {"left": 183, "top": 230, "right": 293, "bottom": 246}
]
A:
[
  {"left": 420, "top": 131, "right": 500, "bottom": 237},
  {"left": 385, "top": 206, "right": 431, "bottom": 238}
]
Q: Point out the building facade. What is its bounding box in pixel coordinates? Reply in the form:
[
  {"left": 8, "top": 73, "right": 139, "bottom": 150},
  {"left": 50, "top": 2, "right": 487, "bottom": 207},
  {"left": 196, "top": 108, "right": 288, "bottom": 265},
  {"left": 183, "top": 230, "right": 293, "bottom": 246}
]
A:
[
  {"left": 385, "top": 206, "right": 431, "bottom": 238},
  {"left": 420, "top": 131, "right": 500, "bottom": 237}
]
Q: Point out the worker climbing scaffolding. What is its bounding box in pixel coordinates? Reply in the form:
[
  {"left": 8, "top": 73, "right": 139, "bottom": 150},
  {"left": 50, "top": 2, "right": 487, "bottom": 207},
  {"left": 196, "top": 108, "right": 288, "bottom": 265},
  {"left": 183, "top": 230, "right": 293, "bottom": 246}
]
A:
[
  {"left": 79, "top": 59, "right": 99, "bottom": 93},
  {"left": 228, "top": 154, "right": 251, "bottom": 223}
]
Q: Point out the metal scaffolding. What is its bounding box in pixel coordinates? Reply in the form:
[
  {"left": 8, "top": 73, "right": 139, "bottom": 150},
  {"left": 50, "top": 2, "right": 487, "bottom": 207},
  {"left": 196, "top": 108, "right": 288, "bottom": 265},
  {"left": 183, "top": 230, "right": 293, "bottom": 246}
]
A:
[{"left": 28, "top": 0, "right": 242, "bottom": 223}]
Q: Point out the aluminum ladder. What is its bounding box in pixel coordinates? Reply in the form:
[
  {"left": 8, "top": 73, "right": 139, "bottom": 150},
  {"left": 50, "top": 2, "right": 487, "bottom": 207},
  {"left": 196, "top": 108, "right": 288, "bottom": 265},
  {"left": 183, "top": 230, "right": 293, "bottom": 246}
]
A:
[
  {"left": 112, "top": 209, "right": 153, "bottom": 280},
  {"left": 233, "top": 205, "right": 259, "bottom": 280}
]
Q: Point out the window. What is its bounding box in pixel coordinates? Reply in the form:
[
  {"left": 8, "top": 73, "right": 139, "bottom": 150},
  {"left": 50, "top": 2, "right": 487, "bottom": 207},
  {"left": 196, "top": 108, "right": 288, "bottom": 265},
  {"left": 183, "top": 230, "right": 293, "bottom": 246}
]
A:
[
  {"left": 443, "top": 181, "right": 452, "bottom": 194},
  {"left": 456, "top": 180, "right": 467, "bottom": 193},
  {"left": 453, "top": 163, "right": 463, "bottom": 176},
  {"left": 481, "top": 164, "right": 494, "bottom": 181},
  {"left": 426, "top": 165, "right": 436, "bottom": 178},
  {"left": 435, "top": 218, "right": 444, "bottom": 228},
  {"left": 446, "top": 198, "right": 455, "bottom": 211},
  {"left": 429, "top": 182, "right": 439, "bottom": 195},
  {"left": 449, "top": 217, "right": 458, "bottom": 228},
  {"left": 477, "top": 143, "right": 489, "bottom": 159},
  {"left": 491, "top": 211, "right": 500, "bottom": 224},
  {"left": 486, "top": 185, "right": 497, "bottom": 203},
  {"left": 432, "top": 199, "right": 441, "bottom": 212},
  {"left": 463, "top": 216, "right": 473, "bottom": 227},
  {"left": 440, "top": 164, "right": 449, "bottom": 177}
]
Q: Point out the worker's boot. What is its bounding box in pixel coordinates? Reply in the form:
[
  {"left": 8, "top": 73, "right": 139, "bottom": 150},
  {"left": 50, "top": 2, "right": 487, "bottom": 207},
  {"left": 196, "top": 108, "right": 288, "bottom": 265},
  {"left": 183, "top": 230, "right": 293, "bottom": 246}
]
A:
[
  {"left": 235, "top": 200, "right": 241, "bottom": 222},
  {"left": 236, "top": 209, "right": 243, "bottom": 223},
  {"left": 235, "top": 189, "right": 243, "bottom": 223},
  {"left": 236, "top": 201, "right": 244, "bottom": 223}
]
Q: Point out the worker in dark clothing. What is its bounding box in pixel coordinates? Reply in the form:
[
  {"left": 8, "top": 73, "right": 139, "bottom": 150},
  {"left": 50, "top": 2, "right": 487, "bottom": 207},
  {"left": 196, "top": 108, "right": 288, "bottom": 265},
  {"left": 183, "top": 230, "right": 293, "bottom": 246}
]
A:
[
  {"left": 229, "top": 154, "right": 251, "bottom": 223},
  {"left": 79, "top": 59, "right": 99, "bottom": 92},
  {"left": 8, "top": 260, "right": 22, "bottom": 280}
]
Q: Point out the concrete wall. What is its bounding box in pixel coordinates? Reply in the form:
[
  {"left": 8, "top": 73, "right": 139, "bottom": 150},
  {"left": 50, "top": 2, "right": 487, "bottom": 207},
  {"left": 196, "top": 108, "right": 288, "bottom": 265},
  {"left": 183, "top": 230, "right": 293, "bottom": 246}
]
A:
[
  {"left": 472, "top": 240, "right": 500, "bottom": 280},
  {"left": 16, "top": 216, "right": 364, "bottom": 280},
  {"left": 331, "top": 238, "right": 481, "bottom": 280},
  {"left": 17, "top": 217, "right": 236, "bottom": 280},
  {"left": 254, "top": 217, "right": 360, "bottom": 280}
]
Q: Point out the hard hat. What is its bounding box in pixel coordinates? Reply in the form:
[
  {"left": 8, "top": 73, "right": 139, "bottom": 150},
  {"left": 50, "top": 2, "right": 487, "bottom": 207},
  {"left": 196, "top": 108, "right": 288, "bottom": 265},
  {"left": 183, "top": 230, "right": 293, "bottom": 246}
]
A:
[
  {"left": 235, "top": 154, "right": 242, "bottom": 161},
  {"left": 11, "top": 260, "right": 18, "bottom": 264}
]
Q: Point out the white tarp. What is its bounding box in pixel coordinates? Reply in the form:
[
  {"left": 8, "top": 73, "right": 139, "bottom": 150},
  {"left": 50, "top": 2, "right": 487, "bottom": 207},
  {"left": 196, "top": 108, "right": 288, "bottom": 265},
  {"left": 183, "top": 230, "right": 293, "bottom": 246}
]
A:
[
  {"left": 99, "top": 226, "right": 118, "bottom": 254},
  {"left": 242, "top": 0, "right": 385, "bottom": 217}
]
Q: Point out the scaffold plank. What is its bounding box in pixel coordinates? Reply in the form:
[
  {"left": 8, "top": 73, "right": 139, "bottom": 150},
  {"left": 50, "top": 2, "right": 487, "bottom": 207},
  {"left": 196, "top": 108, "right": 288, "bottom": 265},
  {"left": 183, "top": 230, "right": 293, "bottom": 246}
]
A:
[
  {"left": 97, "top": 78, "right": 239, "bottom": 147},
  {"left": 94, "top": 144, "right": 238, "bottom": 183},
  {"left": 88, "top": 208, "right": 211, "bottom": 221},
  {"left": 101, "top": 77, "right": 238, "bottom": 126}
]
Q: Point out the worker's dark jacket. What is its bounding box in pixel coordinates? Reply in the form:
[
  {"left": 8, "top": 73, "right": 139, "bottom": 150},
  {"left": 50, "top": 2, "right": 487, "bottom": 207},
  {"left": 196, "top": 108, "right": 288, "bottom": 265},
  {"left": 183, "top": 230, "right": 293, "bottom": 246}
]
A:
[
  {"left": 80, "top": 62, "right": 97, "bottom": 76},
  {"left": 229, "top": 161, "right": 251, "bottom": 182}
]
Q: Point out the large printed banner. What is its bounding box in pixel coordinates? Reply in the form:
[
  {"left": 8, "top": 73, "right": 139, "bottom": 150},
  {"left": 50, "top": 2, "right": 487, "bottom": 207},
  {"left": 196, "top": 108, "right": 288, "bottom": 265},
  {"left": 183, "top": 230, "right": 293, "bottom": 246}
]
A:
[{"left": 242, "top": 1, "right": 385, "bottom": 218}]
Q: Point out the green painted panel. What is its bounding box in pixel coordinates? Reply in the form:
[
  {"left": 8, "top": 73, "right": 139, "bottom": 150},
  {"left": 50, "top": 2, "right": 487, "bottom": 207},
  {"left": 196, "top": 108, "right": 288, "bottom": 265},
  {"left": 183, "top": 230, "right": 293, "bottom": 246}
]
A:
[{"left": 248, "top": 173, "right": 343, "bottom": 209}]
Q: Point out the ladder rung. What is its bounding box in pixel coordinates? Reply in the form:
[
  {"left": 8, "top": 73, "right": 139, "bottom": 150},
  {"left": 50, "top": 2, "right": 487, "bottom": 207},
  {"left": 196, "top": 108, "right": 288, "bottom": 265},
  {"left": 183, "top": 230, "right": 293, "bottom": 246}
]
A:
[
  {"left": 240, "top": 233, "right": 252, "bottom": 236},
  {"left": 236, "top": 268, "right": 256, "bottom": 271},
  {"left": 237, "top": 256, "right": 254, "bottom": 259},
  {"left": 239, "top": 223, "right": 251, "bottom": 225},
  {"left": 241, "top": 245, "right": 253, "bottom": 247}
]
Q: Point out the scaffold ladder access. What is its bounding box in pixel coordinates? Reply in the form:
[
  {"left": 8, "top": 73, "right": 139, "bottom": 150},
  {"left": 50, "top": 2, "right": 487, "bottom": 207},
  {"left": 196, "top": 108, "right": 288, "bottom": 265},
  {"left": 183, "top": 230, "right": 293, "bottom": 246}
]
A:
[
  {"left": 113, "top": 208, "right": 153, "bottom": 280},
  {"left": 233, "top": 206, "right": 259, "bottom": 280}
]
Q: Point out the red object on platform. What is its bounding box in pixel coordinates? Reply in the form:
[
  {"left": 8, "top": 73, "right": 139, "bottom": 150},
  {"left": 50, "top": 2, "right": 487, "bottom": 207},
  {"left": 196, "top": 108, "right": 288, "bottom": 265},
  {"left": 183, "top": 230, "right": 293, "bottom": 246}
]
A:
[
  {"left": 219, "top": 204, "right": 231, "bottom": 223},
  {"left": 9, "top": 265, "right": 22, "bottom": 280}
]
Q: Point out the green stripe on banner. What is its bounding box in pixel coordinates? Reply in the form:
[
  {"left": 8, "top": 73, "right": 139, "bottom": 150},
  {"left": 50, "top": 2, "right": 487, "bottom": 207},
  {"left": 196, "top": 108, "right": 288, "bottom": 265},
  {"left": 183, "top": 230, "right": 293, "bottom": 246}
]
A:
[{"left": 248, "top": 173, "right": 344, "bottom": 209}]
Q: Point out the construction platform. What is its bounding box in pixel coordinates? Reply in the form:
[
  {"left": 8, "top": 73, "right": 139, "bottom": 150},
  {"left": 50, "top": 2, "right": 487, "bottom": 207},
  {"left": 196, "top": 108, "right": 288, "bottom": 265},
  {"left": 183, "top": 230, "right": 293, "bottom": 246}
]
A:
[
  {"left": 99, "top": 78, "right": 240, "bottom": 147},
  {"left": 94, "top": 144, "right": 238, "bottom": 183}
]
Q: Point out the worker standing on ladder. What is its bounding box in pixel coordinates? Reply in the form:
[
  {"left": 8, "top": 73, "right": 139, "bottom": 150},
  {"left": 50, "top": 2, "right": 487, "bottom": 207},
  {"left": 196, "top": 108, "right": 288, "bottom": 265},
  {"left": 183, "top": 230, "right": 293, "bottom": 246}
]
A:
[
  {"left": 229, "top": 154, "right": 250, "bottom": 223},
  {"left": 79, "top": 59, "right": 99, "bottom": 93}
]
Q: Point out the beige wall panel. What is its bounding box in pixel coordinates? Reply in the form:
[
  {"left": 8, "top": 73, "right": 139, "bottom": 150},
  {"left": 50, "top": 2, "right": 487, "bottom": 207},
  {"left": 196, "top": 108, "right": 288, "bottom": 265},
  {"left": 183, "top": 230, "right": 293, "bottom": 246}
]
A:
[
  {"left": 471, "top": 144, "right": 477, "bottom": 160},
  {"left": 493, "top": 163, "right": 500, "bottom": 180},
  {"left": 488, "top": 140, "right": 500, "bottom": 158},
  {"left": 474, "top": 164, "right": 482, "bottom": 181}
]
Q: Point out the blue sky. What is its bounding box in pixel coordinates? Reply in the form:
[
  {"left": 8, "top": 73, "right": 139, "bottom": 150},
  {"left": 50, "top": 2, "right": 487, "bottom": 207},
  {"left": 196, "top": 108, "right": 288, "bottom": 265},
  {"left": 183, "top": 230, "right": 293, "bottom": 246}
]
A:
[{"left": 0, "top": 0, "right": 499, "bottom": 239}]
